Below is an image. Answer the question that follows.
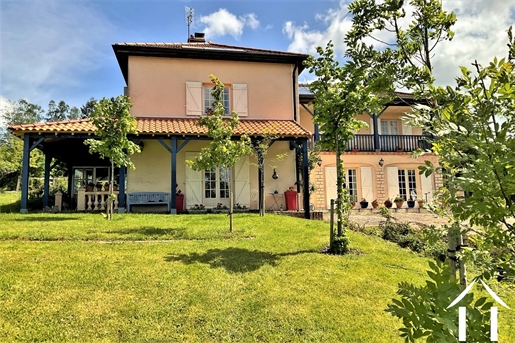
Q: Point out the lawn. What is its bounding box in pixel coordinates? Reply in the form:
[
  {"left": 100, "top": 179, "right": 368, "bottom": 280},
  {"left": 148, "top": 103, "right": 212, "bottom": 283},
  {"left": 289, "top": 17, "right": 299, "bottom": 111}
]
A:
[{"left": 1, "top": 194, "right": 514, "bottom": 342}]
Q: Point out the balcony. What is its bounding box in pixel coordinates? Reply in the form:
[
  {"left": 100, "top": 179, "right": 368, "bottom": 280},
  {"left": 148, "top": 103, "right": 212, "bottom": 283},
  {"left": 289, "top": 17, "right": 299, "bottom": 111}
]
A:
[{"left": 344, "top": 134, "right": 431, "bottom": 152}]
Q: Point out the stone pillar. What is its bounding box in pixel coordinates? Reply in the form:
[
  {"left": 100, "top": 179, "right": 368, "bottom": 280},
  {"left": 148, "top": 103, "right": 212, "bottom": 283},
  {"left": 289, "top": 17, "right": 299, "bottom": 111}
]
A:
[
  {"left": 77, "top": 188, "right": 86, "bottom": 211},
  {"left": 376, "top": 167, "right": 387, "bottom": 201},
  {"left": 54, "top": 191, "right": 63, "bottom": 212}
]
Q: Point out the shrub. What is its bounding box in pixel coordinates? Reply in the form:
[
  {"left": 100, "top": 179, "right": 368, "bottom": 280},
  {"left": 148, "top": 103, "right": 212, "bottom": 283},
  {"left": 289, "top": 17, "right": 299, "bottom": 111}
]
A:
[{"left": 331, "top": 235, "right": 350, "bottom": 255}]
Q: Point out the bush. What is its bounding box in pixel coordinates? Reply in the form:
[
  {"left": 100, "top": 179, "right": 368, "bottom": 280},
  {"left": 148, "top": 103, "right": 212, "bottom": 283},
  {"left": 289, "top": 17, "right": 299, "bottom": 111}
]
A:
[{"left": 330, "top": 235, "right": 350, "bottom": 255}]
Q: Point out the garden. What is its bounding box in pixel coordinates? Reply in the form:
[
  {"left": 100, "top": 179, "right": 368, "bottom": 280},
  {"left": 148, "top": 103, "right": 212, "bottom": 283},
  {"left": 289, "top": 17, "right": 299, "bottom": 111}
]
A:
[{"left": 1, "top": 193, "right": 514, "bottom": 342}]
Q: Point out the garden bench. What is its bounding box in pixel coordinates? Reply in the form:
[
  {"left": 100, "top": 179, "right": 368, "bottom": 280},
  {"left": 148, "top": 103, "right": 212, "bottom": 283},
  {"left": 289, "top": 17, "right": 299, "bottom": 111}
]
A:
[{"left": 127, "top": 192, "right": 171, "bottom": 212}]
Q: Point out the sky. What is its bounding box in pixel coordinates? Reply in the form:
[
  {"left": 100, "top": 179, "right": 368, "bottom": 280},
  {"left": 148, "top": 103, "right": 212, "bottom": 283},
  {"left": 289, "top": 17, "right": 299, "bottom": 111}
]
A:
[{"left": 1, "top": 0, "right": 514, "bottom": 119}]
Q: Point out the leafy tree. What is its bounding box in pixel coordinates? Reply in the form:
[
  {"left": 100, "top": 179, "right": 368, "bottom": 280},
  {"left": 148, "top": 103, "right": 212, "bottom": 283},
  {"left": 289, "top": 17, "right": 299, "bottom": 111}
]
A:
[
  {"left": 68, "top": 106, "right": 80, "bottom": 120},
  {"left": 1, "top": 99, "right": 44, "bottom": 126},
  {"left": 304, "top": 42, "right": 371, "bottom": 254},
  {"left": 80, "top": 98, "right": 97, "bottom": 119},
  {"left": 187, "top": 74, "right": 251, "bottom": 232},
  {"left": 84, "top": 96, "right": 140, "bottom": 219}
]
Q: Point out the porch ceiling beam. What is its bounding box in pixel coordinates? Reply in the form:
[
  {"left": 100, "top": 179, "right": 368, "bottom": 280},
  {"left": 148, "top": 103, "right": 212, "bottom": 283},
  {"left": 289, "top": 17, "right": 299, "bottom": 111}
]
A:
[
  {"left": 301, "top": 103, "right": 314, "bottom": 117},
  {"left": 176, "top": 138, "right": 191, "bottom": 152},
  {"left": 30, "top": 137, "right": 45, "bottom": 151},
  {"left": 157, "top": 138, "right": 172, "bottom": 153}
]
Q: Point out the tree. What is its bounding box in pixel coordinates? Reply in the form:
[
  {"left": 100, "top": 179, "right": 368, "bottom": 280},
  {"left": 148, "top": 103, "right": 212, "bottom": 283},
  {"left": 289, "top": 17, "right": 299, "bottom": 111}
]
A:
[
  {"left": 84, "top": 96, "right": 140, "bottom": 219},
  {"left": 187, "top": 74, "right": 251, "bottom": 232},
  {"left": 68, "top": 107, "right": 80, "bottom": 120},
  {"left": 304, "top": 42, "right": 371, "bottom": 254},
  {"left": 1, "top": 99, "right": 44, "bottom": 126},
  {"left": 80, "top": 98, "right": 97, "bottom": 119}
]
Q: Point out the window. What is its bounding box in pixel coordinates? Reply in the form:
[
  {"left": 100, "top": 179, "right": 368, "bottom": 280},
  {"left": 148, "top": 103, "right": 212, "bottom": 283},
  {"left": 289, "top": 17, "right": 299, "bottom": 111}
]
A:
[
  {"left": 204, "top": 166, "right": 230, "bottom": 199},
  {"left": 72, "top": 167, "right": 113, "bottom": 193},
  {"left": 398, "top": 169, "right": 417, "bottom": 200},
  {"left": 381, "top": 120, "right": 399, "bottom": 134},
  {"left": 204, "top": 86, "right": 229, "bottom": 115},
  {"left": 346, "top": 169, "right": 358, "bottom": 202}
]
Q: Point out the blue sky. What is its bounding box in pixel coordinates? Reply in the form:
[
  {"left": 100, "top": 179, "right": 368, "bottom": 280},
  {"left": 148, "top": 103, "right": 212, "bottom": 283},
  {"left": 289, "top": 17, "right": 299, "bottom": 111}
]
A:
[{"left": 1, "top": 0, "right": 514, "bottom": 115}]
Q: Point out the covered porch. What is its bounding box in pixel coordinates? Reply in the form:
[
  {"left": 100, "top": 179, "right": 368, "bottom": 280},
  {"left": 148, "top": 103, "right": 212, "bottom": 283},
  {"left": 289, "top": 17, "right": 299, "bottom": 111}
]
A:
[{"left": 8, "top": 117, "right": 313, "bottom": 219}]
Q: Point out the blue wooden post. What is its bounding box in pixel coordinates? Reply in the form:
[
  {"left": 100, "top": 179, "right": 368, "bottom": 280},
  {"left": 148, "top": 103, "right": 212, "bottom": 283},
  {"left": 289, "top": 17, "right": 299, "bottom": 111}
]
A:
[
  {"left": 373, "top": 114, "right": 380, "bottom": 151},
  {"left": 302, "top": 138, "right": 310, "bottom": 219},
  {"left": 171, "top": 136, "right": 177, "bottom": 214},
  {"left": 20, "top": 134, "right": 31, "bottom": 213},
  {"left": 118, "top": 165, "right": 126, "bottom": 213},
  {"left": 43, "top": 154, "right": 51, "bottom": 208}
]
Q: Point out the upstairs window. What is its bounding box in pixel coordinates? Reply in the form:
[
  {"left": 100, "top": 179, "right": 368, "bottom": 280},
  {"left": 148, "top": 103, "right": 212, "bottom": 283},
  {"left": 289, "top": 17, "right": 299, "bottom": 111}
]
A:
[
  {"left": 186, "top": 82, "right": 247, "bottom": 117},
  {"left": 381, "top": 120, "right": 399, "bottom": 135},
  {"left": 204, "top": 86, "right": 230, "bottom": 115}
]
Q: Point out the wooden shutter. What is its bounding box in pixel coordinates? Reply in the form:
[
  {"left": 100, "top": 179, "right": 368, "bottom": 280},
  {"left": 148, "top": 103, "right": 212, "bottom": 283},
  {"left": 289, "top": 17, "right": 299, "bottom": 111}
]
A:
[
  {"left": 186, "top": 82, "right": 202, "bottom": 116},
  {"left": 232, "top": 84, "right": 248, "bottom": 116},
  {"left": 232, "top": 83, "right": 249, "bottom": 117},
  {"left": 325, "top": 166, "right": 337, "bottom": 208},
  {"left": 234, "top": 156, "right": 250, "bottom": 207},
  {"left": 185, "top": 152, "right": 203, "bottom": 206},
  {"left": 387, "top": 166, "right": 399, "bottom": 199},
  {"left": 360, "top": 167, "right": 373, "bottom": 200},
  {"left": 421, "top": 172, "right": 434, "bottom": 203}
]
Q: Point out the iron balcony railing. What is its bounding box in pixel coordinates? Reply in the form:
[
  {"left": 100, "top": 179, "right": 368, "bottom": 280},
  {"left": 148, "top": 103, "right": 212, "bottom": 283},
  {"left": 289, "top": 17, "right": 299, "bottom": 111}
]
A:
[{"left": 344, "top": 134, "right": 431, "bottom": 152}]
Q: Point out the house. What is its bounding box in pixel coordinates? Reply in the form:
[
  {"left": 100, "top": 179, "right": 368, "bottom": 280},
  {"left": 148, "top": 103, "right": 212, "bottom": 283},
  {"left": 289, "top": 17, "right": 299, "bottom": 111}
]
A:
[
  {"left": 299, "top": 87, "right": 442, "bottom": 210},
  {"left": 8, "top": 34, "right": 313, "bottom": 217}
]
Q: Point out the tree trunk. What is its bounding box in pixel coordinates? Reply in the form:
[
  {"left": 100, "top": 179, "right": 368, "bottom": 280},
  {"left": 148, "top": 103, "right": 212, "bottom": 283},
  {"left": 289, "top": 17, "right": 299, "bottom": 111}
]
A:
[
  {"left": 258, "top": 151, "right": 265, "bottom": 217},
  {"left": 458, "top": 234, "right": 467, "bottom": 290},
  {"left": 107, "top": 160, "right": 114, "bottom": 220}
]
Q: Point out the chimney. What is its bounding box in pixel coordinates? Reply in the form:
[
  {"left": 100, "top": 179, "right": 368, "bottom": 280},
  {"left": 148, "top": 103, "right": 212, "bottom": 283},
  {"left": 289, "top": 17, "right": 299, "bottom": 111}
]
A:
[{"left": 188, "top": 32, "right": 205, "bottom": 43}]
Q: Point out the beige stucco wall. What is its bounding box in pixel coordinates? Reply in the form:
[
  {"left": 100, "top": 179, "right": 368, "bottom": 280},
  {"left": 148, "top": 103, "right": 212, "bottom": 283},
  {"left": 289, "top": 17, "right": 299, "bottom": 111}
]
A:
[
  {"left": 127, "top": 139, "right": 297, "bottom": 210},
  {"left": 310, "top": 151, "right": 440, "bottom": 210},
  {"left": 128, "top": 56, "right": 295, "bottom": 120}
]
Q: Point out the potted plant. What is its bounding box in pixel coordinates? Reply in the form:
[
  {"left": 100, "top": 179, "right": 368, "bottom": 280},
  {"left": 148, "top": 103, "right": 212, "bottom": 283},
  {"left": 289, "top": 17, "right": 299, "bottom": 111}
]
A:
[
  {"left": 359, "top": 198, "right": 368, "bottom": 209},
  {"left": 371, "top": 199, "right": 380, "bottom": 209},
  {"left": 87, "top": 182, "right": 95, "bottom": 192},
  {"left": 95, "top": 182, "right": 103, "bottom": 191},
  {"left": 394, "top": 196, "right": 405, "bottom": 208},
  {"left": 350, "top": 195, "right": 357, "bottom": 209},
  {"left": 407, "top": 197, "right": 416, "bottom": 208},
  {"left": 384, "top": 199, "right": 393, "bottom": 208},
  {"left": 417, "top": 199, "right": 425, "bottom": 208}
]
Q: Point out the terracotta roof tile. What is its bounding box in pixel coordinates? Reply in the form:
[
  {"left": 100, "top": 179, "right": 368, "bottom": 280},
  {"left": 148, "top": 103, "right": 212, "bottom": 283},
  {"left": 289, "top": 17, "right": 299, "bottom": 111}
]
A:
[{"left": 8, "top": 117, "right": 311, "bottom": 138}]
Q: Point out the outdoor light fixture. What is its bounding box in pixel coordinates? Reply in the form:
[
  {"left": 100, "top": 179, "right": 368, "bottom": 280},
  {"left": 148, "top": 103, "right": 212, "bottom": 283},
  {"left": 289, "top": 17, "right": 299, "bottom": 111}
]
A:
[
  {"left": 138, "top": 141, "right": 144, "bottom": 152},
  {"left": 317, "top": 157, "right": 322, "bottom": 167},
  {"left": 272, "top": 168, "right": 279, "bottom": 179},
  {"left": 379, "top": 158, "right": 384, "bottom": 167}
]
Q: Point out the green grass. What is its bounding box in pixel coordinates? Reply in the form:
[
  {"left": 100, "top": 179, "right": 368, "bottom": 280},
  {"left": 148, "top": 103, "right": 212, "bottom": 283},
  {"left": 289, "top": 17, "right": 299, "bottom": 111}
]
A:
[{"left": 1, "top": 194, "right": 514, "bottom": 342}]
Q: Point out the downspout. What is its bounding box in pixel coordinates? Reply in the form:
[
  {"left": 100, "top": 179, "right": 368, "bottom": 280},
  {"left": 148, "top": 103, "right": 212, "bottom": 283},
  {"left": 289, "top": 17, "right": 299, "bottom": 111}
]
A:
[{"left": 292, "top": 62, "right": 298, "bottom": 121}]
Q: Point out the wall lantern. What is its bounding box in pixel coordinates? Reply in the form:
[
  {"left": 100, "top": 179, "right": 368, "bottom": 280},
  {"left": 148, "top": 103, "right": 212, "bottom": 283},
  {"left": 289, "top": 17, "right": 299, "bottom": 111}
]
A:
[
  {"left": 379, "top": 158, "right": 384, "bottom": 167},
  {"left": 317, "top": 157, "right": 322, "bottom": 167},
  {"left": 138, "top": 141, "right": 144, "bottom": 152},
  {"left": 272, "top": 168, "right": 279, "bottom": 179}
]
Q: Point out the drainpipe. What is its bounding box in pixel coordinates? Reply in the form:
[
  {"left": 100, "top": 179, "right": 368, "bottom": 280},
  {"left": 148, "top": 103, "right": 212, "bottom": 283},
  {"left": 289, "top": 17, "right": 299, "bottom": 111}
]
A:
[{"left": 292, "top": 62, "right": 298, "bottom": 121}]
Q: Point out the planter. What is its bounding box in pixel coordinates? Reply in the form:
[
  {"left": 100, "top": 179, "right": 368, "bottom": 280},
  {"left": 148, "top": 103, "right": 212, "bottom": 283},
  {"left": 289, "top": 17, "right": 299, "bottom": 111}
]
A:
[
  {"left": 176, "top": 195, "right": 184, "bottom": 212},
  {"left": 417, "top": 200, "right": 425, "bottom": 208},
  {"left": 372, "top": 202, "right": 379, "bottom": 209},
  {"left": 87, "top": 186, "right": 94, "bottom": 192},
  {"left": 284, "top": 191, "right": 297, "bottom": 211},
  {"left": 360, "top": 201, "right": 368, "bottom": 209},
  {"left": 395, "top": 201, "right": 404, "bottom": 209},
  {"left": 384, "top": 201, "right": 393, "bottom": 208},
  {"left": 407, "top": 200, "right": 415, "bottom": 208}
]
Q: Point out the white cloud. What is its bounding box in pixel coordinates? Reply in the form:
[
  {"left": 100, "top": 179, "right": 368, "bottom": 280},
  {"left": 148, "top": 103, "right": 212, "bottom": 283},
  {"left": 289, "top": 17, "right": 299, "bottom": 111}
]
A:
[
  {"left": 285, "top": 0, "right": 515, "bottom": 87},
  {"left": 0, "top": 96, "right": 13, "bottom": 128},
  {"left": 0, "top": 0, "right": 115, "bottom": 106},
  {"left": 199, "top": 9, "right": 260, "bottom": 40}
]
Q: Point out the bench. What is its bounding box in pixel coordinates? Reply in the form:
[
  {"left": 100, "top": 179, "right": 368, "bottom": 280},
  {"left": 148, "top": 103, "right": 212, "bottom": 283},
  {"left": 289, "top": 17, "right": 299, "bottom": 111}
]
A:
[{"left": 127, "top": 192, "right": 171, "bottom": 212}]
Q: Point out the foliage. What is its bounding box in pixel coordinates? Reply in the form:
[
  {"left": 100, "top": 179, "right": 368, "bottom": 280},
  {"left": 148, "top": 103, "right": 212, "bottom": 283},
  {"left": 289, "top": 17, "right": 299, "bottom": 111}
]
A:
[
  {"left": 304, "top": 41, "right": 372, "bottom": 251},
  {"left": 80, "top": 97, "right": 97, "bottom": 119},
  {"left": 1, "top": 99, "right": 44, "bottom": 126},
  {"left": 187, "top": 75, "right": 251, "bottom": 172},
  {"left": 84, "top": 96, "right": 140, "bottom": 219},
  {"left": 386, "top": 260, "right": 494, "bottom": 343},
  {"left": 187, "top": 75, "right": 251, "bottom": 230}
]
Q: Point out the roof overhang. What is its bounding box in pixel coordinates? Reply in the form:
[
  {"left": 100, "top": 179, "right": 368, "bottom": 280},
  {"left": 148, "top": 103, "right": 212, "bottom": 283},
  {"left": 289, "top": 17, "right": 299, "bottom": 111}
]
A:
[
  {"left": 113, "top": 43, "right": 309, "bottom": 85},
  {"left": 8, "top": 117, "right": 312, "bottom": 140}
]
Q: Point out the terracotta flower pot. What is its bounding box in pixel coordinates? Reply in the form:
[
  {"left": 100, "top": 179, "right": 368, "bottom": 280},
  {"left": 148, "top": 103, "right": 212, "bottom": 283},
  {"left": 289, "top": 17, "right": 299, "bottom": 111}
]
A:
[{"left": 395, "top": 201, "right": 404, "bottom": 208}]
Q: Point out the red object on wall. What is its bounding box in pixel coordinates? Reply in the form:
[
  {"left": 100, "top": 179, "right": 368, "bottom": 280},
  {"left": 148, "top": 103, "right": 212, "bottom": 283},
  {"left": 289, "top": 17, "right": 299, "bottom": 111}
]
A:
[
  {"left": 284, "top": 191, "right": 297, "bottom": 211},
  {"left": 176, "top": 195, "right": 184, "bottom": 212}
]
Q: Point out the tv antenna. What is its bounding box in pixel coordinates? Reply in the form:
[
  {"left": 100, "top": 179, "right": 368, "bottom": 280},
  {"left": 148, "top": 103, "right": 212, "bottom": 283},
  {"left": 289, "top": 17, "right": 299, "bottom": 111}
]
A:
[{"left": 185, "top": 6, "right": 194, "bottom": 39}]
